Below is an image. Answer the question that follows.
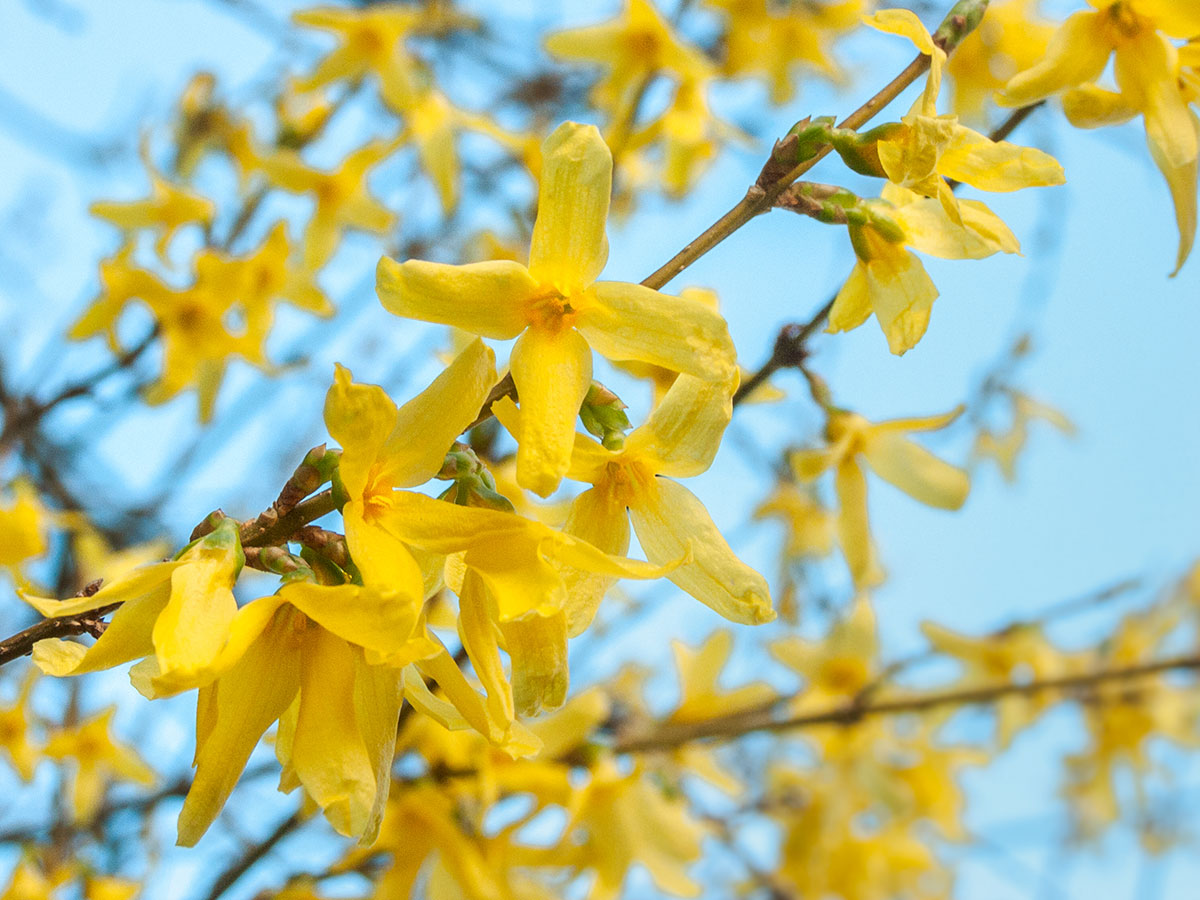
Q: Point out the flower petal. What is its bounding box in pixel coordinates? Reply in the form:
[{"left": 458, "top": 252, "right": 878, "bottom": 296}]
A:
[
  {"left": 827, "top": 262, "right": 873, "bottom": 334},
  {"left": 376, "top": 258, "right": 534, "bottom": 339},
  {"left": 510, "top": 326, "right": 593, "bottom": 497},
  {"left": 177, "top": 604, "right": 301, "bottom": 847},
  {"left": 937, "top": 125, "right": 1065, "bottom": 192},
  {"left": 561, "top": 484, "right": 632, "bottom": 637},
  {"left": 998, "top": 11, "right": 1111, "bottom": 107},
  {"left": 528, "top": 122, "right": 612, "bottom": 290},
  {"left": 630, "top": 478, "right": 774, "bottom": 625},
  {"left": 378, "top": 338, "right": 497, "bottom": 488},
  {"left": 862, "top": 431, "right": 970, "bottom": 509},
  {"left": 324, "top": 363, "right": 398, "bottom": 499},
  {"left": 625, "top": 374, "right": 734, "bottom": 478},
  {"left": 581, "top": 282, "right": 736, "bottom": 383},
  {"left": 457, "top": 570, "right": 515, "bottom": 729},
  {"left": 280, "top": 582, "right": 422, "bottom": 658},
  {"left": 834, "top": 460, "right": 880, "bottom": 588},
  {"left": 501, "top": 609, "right": 569, "bottom": 716}
]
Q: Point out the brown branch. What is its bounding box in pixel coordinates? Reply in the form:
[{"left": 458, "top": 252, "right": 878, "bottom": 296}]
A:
[
  {"left": 613, "top": 652, "right": 1200, "bottom": 753},
  {"left": 0, "top": 593, "right": 113, "bottom": 668},
  {"left": 199, "top": 810, "right": 303, "bottom": 900}
]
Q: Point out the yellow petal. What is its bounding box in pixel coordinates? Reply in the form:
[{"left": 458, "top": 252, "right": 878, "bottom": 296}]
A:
[
  {"left": 827, "top": 262, "right": 874, "bottom": 334},
  {"left": 177, "top": 604, "right": 302, "bottom": 847},
  {"left": 580, "top": 282, "right": 737, "bottom": 383},
  {"left": 936, "top": 125, "right": 1065, "bottom": 192},
  {"left": 350, "top": 651, "right": 403, "bottom": 843},
  {"left": 1147, "top": 113, "right": 1200, "bottom": 275},
  {"left": 457, "top": 570, "right": 515, "bottom": 729},
  {"left": 625, "top": 374, "right": 734, "bottom": 478},
  {"left": 279, "top": 582, "right": 421, "bottom": 658},
  {"left": 376, "top": 257, "right": 534, "bottom": 339},
  {"left": 377, "top": 337, "right": 497, "bottom": 489},
  {"left": 528, "top": 121, "right": 612, "bottom": 291},
  {"left": 834, "top": 460, "right": 880, "bottom": 588},
  {"left": 1129, "top": 0, "right": 1200, "bottom": 37},
  {"left": 493, "top": 394, "right": 615, "bottom": 486},
  {"left": 323, "top": 363, "right": 398, "bottom": 499},
  {"left": 501, "top": 609, "right": 569, "bottom": 716},
  {"left": 862, "top": 431, "right": 970, "bottom": 509},
  {"left": 998, "top": 11, "right": 1111, "bottom": 106},
  {"left": 293, "top": 629, "right": 379, "bottom": 840},
  {"left": 1114, "top": 31, "right": 1197, "bottom": 170},
  {"left": 561, "top": 484, "right": 631, "bottom": 637},
  {"left": 863, "top": 9, "right": 945, "bottom": 114},
  {"left": 866, "top": 244, "right": 939, "bottom": 355},
  {"left": 413, "top": 643, "right": 495, "bottom": 739},
  {"left": 21, "top": 560, "right": 178, "bottom": 619},
  {"left": 1062, "top": 85, "right": 1138, "bottom": 128},
  {"left": 895, "top": 197, "right": 1018, "bottom": 259},
  {"left": 152, "top": 554, "right": 238, "bottom": 689},
  {"left": 630, "top": 478, "right": 774, "bottom": 625},
  {"left": 510, "top": 326, "right": 593, "bottom": 497},
  {"left": 343, "top": 499, "right": 427, "bottom": 595}
]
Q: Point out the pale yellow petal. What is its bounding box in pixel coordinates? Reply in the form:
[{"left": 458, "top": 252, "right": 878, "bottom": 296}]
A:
[
  {"left": 862, "top": 432, "right": 970, "bottom": 509},
  {"left": 376, "top": 258, "right": 534, "bottom": 339},
  {"left": 827, "top": 262, "right": 873, "bottom": 334},
  {"left": 457, "top": 570, "right": 515, "bottom": 729},
  {"left": 561, "top": 484, "right": 631, "bottom": 637},
  {"left": 630, "top": 478, "right": 773, "bottom": 625},
  {"left": 625, "top": 374, "right": 734, "bottom": 478},
  {"left": 177, "top": 604, "right": 302, "bottom": 846},
  {"left": 1062, "top": 85, "right": 1138, "bottom": 128},
  {"left": 501, "top": 609, "right": 569, "bottom": 716},
  {"left": 510, "top": 326, "right": 593, "bottom": 497},
  {"left": 581, "top": 282, "right": 736, "bottom": 383},
  {"left": 865, "top": 245, "right": 939, "bottom": 355},
  {"left": 377, "top": 338, "right": 497, "bottom": 488},
  {"left": 834, "top": 460, "right": 878, "bottom": 588},
  {"left": 999, "top": 11, "right": 1111, "bottom": 106},
  {"left": 937, "top": 125, "right": 1065, "bottom": 192},
  {"left": 528, "top": 121, "right": 612, "bottom": 290},
  {"left": 350, "top": 652, "right": 402, "bottom": 843}
]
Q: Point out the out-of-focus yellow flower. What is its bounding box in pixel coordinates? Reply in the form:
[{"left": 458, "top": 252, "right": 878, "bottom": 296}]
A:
[
  {"left": 0, "top": 670, "right": 40, "bottom": 781},
  {"left": 260, "top": 139, "right": 398, "bottom": 269},
  {"left": 0, "top": 862, "right": 56, "bottom": 900},
  {"left": 68, "top": 244, "right": 173, "bottom": 353},
  {"left": 947, "top": 0, "right": 1055, "bottom": 122},
  {"left": 999, "top": 0, "right": 1200, "bottom": 273},
  {"left": 754, "top": 480, "right": 836, "bottom": 562},
  {"left": 494, "top": 373, "right": 774, "bottom": 631},
  {"left": 707, "top": 0, "right": 865, "bottom": 104},
  {"left": 43, "top": 708, "right": 155, "bottom": 823},
  {"left": 922, "top": 619, "right": 1071, "bottom": 746},
  {"left": 90, "top": 160, "right": 214, "bottom": 260},
  {"left": 0, "top": 482, "right": 49, "bottom": 576},
  {"left": 565, "top": 759, "right": 709, "bottom": 900},
  {"left": 293, "top": 5, "right": 423, "bottom": 108},
  {"left": 970, "top": 390, "right": 1075, "bottom": 482},
  {"left": 377, "top": 122, "right": 736, "bottom": 497},
  {"left": 668, "top": 629, "right": 775, "bottom": 723},
  {"left": 27, "top": 518, "right": 243, "bottom": 697},
  {"left": 772, "top": 594, "right": 879, "bottom": 706},
  {"left": 791, "top": 406, "right": 968, "bottom": 587},
  {"left": 544, "top": 0, "right": 712, "bottom": 126},
  {"left": 83, "top": 877, "right": 139, "bottom": 900}
]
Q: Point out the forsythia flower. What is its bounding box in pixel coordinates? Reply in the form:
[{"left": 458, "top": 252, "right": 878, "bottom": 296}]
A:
[
  {"left": 828, "top": 185, "right": 1022, "bottom": 353},
  {"left": 947, "top": 0, "right": 1055, "bottom": 122},
  {"left": 753, "top": 480, "right": 837, "bottom": 562},
  {"left": 0, "top": 481, "right": 49, "bottom": 576},
  {"left": 791, "top": 406, "right": 969, "bottom": 587},
  {"left": 90, "top": 160, "right": 214, "bottom": 260},
  {"left": 376, "top": 122, "right": 737, "bottom": 496},
  {"left": 494, "top": 372, "right": 774, "bottom": 629},
  {"left": 865, "top": 10, "right": 1065, "bottom": 217},
  {"left": 999, "top": 0, "right": 1200, "bottom": 273},
  {"left": 43, "top": 707, "right": 155, "bottom": 822},
  {"left": 260, "top": 139, "right": 398, "bottom": 269},
  {"left": 544, "top": 0, "right": 712, "bottom": 127},
  {"left": 772, "top": 594, "right": 879, "bottom": 707},
  {"left": 707, "top": 0, "right": 865, "bottom": 104},
  {"left": 26, "top": 518, "right": 243, "bottom": 695},
  {"left": 0, "top": 670, "right": 40, "bottom": 781}
]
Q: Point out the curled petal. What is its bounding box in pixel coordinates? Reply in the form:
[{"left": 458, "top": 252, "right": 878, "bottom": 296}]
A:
[
  {"left": 376, "top": 258, "right": 534, "bottom": 339},
  {"left": 862, "top": 432, "right": 970, "bottom": 510},
  {"left": 625, "top": 374, "right": 734, "bottom": 479}
]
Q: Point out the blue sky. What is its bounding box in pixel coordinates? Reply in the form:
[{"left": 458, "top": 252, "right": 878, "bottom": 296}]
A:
[{"left": 1, "top": 1, "right": 1199, "bottom": 898}]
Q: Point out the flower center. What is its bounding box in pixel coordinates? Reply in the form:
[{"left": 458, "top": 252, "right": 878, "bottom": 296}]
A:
[{"left": 525, "top": 287, "right": 580, "bottom": 333}]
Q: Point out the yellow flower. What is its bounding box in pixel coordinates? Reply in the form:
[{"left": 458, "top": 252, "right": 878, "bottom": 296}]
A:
[
  {"left": 866, "top": 9, "right": 1065, "bottom": 217},
  {"left": 947, "top": 0, "right": 1055, "bottom": 123},
  {"left": 0, "top": 482, "right": 48, "bottom": 576},
  {"left": 177, "top": 577, "right": 427, "bottom": 846},
  {"left": 0, "top": 862, "right": 56, "bottom": 900},
  {"left": 293, "top": 5, "right": 423, "bottom": 108},
  {"left": 970, "top": 390, "right": 1075, "bottom": 482},
  {"left": 233, "top": 222, "right": 334, "bottom": 347},
  {"left": 27, "top": 518, "right": 243, "bottom": 696},
  {"left": 668, "top": 630, "right": 775, "bottom": 723},
  {"left": 753, "top": 480, "right": 836, "bottom": 562},
  {"left": 772, "top": 594, "right": 879, "bottom": 706},
  {"left": 378, "top": 122, "right": 737, "bottom": 496},
  {"left": 828, "top": 186, "right": 1022, "bottom": 354},
  {"left": 43, "top": 707, "right": 155, "bottom": 823},
  {"left": 90, "top": 158, "right": 214, "bottom": 260},
  {"left": 999, "top": 0, "right": 1200, "bottom": 273},
  {"left": 0, "top": 670, "right": 40, "bottom": 781},
  {"left": 544, "top": 0, "right": 712, "bottom": 126},
  {"left": 68, "top": 243, "right": 173, "bottom": 353},
  {"left": 260, "top": 139, "right": 398, "bottom": 269},
  {"left": 495, "top": 372, "right": 773, "bottom": 629},
  {"left": 710, "top": 0, "right": 865, "bottom": 102},
  {"left": 791, "top": 406, "right": 969, "bottom": 587}
]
